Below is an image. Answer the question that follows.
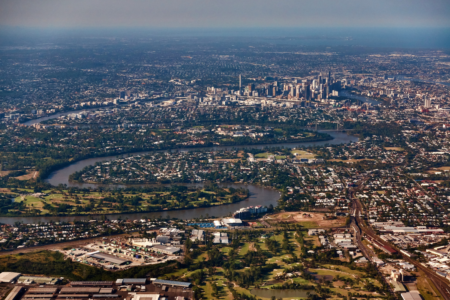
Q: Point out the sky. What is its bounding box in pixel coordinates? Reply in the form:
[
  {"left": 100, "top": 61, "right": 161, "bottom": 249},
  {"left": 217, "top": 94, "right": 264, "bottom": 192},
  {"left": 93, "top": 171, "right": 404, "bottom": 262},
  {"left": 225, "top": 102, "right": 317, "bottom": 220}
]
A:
[{"left": 0, "top": 0, "right": 449, "bottom": 29}]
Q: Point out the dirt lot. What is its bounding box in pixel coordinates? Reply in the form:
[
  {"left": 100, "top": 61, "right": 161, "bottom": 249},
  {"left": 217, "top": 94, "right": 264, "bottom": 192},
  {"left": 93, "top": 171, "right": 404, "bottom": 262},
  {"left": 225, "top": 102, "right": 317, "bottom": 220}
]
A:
[
  {"left": 378, "top": 263, "right": 398, "bottom": 276},
  {"left": 14, "top": 171, "right": 39, "bottom": 181},
  {"left": 265, "top": 211, "right": 347, "bottom": 228},
  {"left": 384, "top": 147, "right": 404, "bottom": 151}
]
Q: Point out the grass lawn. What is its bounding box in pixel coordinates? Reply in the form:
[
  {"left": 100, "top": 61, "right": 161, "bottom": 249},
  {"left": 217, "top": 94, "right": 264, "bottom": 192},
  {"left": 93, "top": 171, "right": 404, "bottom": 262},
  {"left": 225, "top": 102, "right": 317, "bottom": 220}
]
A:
[
  {"left": 291, "top": 150, "right": 316, "bottom": 159},
  {"left": 256, "top": 240, "right": 269, "bottom": 251},
  {"left": 267, "top": 254, "right": 292, "bottom": 266},
  {"left": 160, "top": 268, "right": 188, "bottom": 279},
  {"left": 309, "top": 268, "right": 357, "bottom": 280},
  {"left": 296, "top": 221, "right": 320, "bottom": 229},
  {"left": 15, "top": 195, "right": 43, "bottom": 206},
  {"left": 305, "top": 235, "right": 321, "bottom": 248},
  {"left": 321, "top": 265, "right": 365, "bottom": 277},
  {"left": 193, "top": 252, "right": 208, "bottom": 263},
  {"left": 292, "top": 277, "right": 313, "bottom": 285},
  {"left": 415, "top": 270, "right": 442, "bottom": 300},
  {"left": 255, "top": 152, "right": 272, "bottom": 158},
  {"left": 221, "top": 247, "right": 232, "bottom": 256},
  {"left": 290, "top": 235, "right": 303, "bottom": 257},
  {"left": 239, "top": 242, "right": 250, "bottom": 256},
  {"left": 275, "top": 155, "right": 287, "bottom": 159}
]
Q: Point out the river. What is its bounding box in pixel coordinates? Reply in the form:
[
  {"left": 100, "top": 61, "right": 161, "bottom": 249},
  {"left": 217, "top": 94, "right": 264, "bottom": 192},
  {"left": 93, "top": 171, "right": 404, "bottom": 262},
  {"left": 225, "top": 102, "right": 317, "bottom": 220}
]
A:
[
  {"left": 2, "top": 183, "right": 280, "bottom": 225},
  {"left": 9, "top": 108, "right": 359, "bottom": 225},
  {"left": 4, "top": 131, "right": 357, "bottom": 224},
  {"left": 23, "top": 106, "right": 123, "bottom": 126},
  {"left": 45, "top": 131, "right": 357, "bottom": 188},
  {"left": 339, "top": 90, "right": 381, "bottom": 105}
]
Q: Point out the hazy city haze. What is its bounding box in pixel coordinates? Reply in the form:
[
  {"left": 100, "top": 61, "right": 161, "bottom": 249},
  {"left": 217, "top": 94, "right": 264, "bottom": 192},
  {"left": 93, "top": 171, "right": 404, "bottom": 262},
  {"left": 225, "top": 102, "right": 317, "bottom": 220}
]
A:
[{"left": 1, "top": 0, "right": 449, "bottom": 28}]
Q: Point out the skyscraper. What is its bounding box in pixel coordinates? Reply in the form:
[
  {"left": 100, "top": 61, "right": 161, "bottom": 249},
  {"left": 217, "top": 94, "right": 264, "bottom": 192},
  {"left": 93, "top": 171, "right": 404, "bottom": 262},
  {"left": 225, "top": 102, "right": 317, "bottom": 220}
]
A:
[
  {"left": 328, "top": 71, "right": 331, "bottom": 85},
  {"left": 295, "top": 85, "right": 301, "bottom": 99},
  {"left": 239, "top": 75, "right": 242, "bottom": 90},
  {"left": 424, "top": 97, "right": 431, "bottom": 108},
  {"left": 306, "top": 84, "right": 311, "bottom": 101}
]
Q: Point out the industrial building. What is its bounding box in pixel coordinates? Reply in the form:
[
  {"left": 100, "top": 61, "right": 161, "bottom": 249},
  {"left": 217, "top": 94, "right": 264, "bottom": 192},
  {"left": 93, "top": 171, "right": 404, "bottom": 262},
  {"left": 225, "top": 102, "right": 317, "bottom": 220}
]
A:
[
  {"left": 116, "top": 278, "right": 147, "bottom": 285},
  {"left": 5, "top": 286, "right": 23, "bottom": 300},
  {"left": 87, "top": 251, "right": 130, "bottom": 265},
  {"left": 151, "top": 279, "right": 192, "bottom": 288},
  {"left": 0, "top": 272, "right": 21, "bottom": 283},
  {"left": 17, "top": 276, "right": 59, "bottom": 285},
  {"left": 212, "top": 232, "right": 229, "bottom": 244},
  {"left": 401, "top": 292, "right": 422, "bottom": 300},
  {"left": 190, "top": 229, "right": 204, "bottom": 242},
  {"left": 221, "top": 218, "right": 243, "bottom": 227},
  {"left": 150, "top": 244, "right": 181, "bottom": 255}
]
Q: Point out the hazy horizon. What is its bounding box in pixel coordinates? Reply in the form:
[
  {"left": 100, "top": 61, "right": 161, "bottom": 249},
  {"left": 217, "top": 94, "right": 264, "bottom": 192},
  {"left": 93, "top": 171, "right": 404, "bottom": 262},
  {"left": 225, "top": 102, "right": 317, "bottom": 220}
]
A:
[
  {"left": 1, "top": 0, "right": 449, "bottom": 29},
  {"left": 1, "top": 27, "right": 449, "bottom": 49}
]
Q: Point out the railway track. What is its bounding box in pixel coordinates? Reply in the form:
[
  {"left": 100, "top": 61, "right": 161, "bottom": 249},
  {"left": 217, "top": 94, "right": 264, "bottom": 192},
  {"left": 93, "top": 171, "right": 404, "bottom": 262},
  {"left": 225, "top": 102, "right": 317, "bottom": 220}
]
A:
[{"left": 352, "top": 197, "right": 450, "bottom": 300}]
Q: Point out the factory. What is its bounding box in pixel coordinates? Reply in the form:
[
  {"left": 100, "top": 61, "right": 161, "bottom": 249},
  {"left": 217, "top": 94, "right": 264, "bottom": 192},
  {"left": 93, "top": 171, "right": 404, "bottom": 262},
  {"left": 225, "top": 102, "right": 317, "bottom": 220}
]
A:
[
  {"left": 221, "top": 218, "right": 243, "bottom": 228},
  {"left": 0, "top": 278, "right": 193, "bottom": 300},
  {"left": 87, "top": 251, "right": 131, "bottom": 265}
]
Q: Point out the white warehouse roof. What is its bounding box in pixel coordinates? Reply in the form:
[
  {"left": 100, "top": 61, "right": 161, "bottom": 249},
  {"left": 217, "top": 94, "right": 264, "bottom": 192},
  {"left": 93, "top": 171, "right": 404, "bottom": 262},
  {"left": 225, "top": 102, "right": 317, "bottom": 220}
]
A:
[{"left": 0, "top": 272, "right": 21, "bottom": 283}]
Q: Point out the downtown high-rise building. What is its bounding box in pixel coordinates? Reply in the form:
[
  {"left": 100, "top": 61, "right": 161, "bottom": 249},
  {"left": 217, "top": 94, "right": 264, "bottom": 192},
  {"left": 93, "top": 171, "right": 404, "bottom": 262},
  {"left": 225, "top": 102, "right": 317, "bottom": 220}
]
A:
[
  {"left": 424, "top": 97, "right": 431, "bottom": 108},
  {"left": 305, "top": 84, "right": 311, "bottom": 101}
]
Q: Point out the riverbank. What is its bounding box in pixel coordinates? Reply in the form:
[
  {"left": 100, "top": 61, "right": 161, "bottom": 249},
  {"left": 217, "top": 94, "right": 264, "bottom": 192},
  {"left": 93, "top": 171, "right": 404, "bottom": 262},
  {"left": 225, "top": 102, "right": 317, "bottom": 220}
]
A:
[
  {"left": 6, "top": 185, "right": 250, "bottom": 218},
  {"left": 36, "top": 134, "right": 332, "bottom": 182},
  {"left": 0, "top": 132, "right": 356, "bottom": 224},
  {"left": 339, "top": 90, "right": 385, "bottom": 105},
  {"left": 45, "top": 131, "right": 357, "bottom": 188},
  {"left": 0, "top": 184, "right": 281, "bottom": 224}
]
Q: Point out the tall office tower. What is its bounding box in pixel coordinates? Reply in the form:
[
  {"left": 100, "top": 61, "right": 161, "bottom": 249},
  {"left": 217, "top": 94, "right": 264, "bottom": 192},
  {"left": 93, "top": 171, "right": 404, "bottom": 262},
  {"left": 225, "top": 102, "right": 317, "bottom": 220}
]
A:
[
  {"left": 318, "top": 73, "right": 322, "bottom": 85},
  {"left": 312, "top": 80, "right": 317, "bottom": 89},
  {"left": 295, "top": 85, "right": 301, "bottom": 98},
  {"left": 239, "top": 75, "right": 242, "bottom": 90},
  {"left": 328, "top": 71, "right": 331, "bottom": 84},
  {"left": 248, "top": 83, "right": 255, "bottom": 92},
  {"left": 273, "top": 86, "right": 277, "bottom": 97},
  {"left": 306, "top": 84, "right": 311, "bottom": 101},
  {"left": 424, "top": 97, "right": 431, "bottom": 108}
]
